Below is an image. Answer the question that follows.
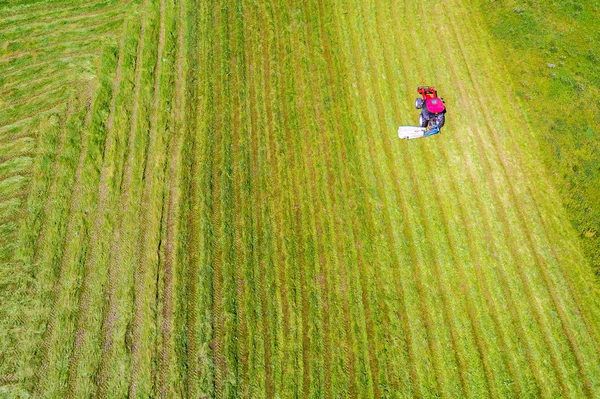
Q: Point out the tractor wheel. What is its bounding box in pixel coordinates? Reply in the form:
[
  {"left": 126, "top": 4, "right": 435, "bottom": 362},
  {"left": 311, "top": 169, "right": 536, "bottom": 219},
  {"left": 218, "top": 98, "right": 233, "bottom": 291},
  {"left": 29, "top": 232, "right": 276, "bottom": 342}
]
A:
[
  {"left": 415, "top": 98, "right": 424, "bottom": 109},
  {"left": 419, "top": 113, "right": 428, "bottom": 128},
  {"left": 438, "top": 113, "right": 445, "bottom": 128}
]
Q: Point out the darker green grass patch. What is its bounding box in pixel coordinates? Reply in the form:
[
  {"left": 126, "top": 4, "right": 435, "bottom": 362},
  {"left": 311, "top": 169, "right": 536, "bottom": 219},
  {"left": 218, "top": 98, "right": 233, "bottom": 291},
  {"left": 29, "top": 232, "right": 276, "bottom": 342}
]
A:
[{"left": 479, "top": 0, "right": 600, "bottom": 278}]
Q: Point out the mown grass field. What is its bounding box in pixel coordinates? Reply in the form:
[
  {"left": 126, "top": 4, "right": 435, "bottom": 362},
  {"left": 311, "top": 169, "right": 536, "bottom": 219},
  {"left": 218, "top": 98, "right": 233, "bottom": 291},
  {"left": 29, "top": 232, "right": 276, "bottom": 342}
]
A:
[{"left": 1, "top": 0, "right": 600, "bottom": 397}]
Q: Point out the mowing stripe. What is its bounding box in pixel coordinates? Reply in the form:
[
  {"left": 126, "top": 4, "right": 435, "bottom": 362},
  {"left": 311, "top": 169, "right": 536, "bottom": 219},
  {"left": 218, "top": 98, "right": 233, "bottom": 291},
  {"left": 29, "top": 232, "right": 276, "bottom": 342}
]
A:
[
  {"left": 157, "top": 0, "right": 185, "bottom": 396},
  {"left": 439, "top": 3, "right": 596, "bottom": 395}
]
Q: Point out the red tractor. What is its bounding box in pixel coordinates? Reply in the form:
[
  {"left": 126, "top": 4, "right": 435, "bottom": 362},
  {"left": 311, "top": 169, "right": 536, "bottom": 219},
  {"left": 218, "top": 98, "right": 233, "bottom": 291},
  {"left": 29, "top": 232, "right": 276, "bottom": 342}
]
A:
[{"left": 415, "top": 86, "right": 446, "bottom": 131}]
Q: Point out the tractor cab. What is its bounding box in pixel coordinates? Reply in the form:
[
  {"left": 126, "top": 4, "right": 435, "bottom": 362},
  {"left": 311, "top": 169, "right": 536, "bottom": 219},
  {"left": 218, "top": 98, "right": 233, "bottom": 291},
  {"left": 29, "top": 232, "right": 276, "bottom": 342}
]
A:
[{"left": 417, "top": 86, "right": 445, "bottom": 114}]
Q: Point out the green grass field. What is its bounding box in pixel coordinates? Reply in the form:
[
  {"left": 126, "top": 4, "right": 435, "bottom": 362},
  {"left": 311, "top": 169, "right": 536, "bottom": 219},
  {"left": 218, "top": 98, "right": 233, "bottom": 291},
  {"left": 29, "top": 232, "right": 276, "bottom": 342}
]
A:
[{"left": 1, "top": 0, "right": 600, "bottom": 397}]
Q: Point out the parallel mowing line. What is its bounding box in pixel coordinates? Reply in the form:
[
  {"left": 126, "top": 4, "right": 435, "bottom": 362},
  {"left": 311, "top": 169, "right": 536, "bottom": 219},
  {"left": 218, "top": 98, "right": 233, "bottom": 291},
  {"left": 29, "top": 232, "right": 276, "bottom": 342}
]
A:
[
  {"left": 0, "top": 51, "right": 100, "bottom": 80},
  {"left": 300, "top": 2, "right": 386, "bottom": 397},
  {"left": 433, "top": 4, "right": 573, "bottom": 396},
  {"left": 0, "top": 33, "right": 120, "bottom": 64},
  {"left": 221, "top": 6, "right": 241, "bottom": 396},
  {"left": 317, "top": 0, "right": 419, "bottom": 393},
  {"left": 242, "top": 4, "right": 270, "bottom": 396},
  {"left": 285, "top": 46, "right": 333, "bottom": 399},
  {"left": 229, "top": 2, "right": 250, "bottom": 396},
  {"left": 374, "top": 0, "right": 496, "bottom": 396},
  {"left": 296, "top": 4, "right": 379, "bottom": 397},
  {"left": 32, "top": 94, "right": 90, "bottom": 395},
  {"left": 410, "top": 0, "right": 562, "bottom": 396},
  {"left": 128, "top": 0, "right": 167, "bottom": 395},
  {"left": 158, "top": 0, "right": 186, "bottom": 395},
  {"left": 447, "top": 0, "right": 600, "bottom": 376},
  {"left": 80, "top": 14, "right": 144, "bottom": 397},
  {"left": 181, "top": 0, "right": 205, "bottom": 394},
  {"left": 334, "top": 3, "right": 451, "bottom": 397},
  {"left": 441, "top": 3, "right": 594, "bottom": 394},
  {"left": 267, "top": 2, "right": 312, "bottom": 396},
  {"left": 291, "top": 7, "right": 358, "bottom": 397},
  {"left": 1, "top": 90, "right": 70, "bottom": 128},
  {"left": 3, "top": 11, "right": 126, "bottom": 43},
  {"left": 253, "top": 5, "right": 275, "bottom": 397},
  {"left": 267, "top": 4, "right": 293, "bottom": 394},
  {"left": 0, "top": 0, "right": 120, "bottom": 25},
  {"left": 382, "top": 2, "right": 527, "bottom": 396},
  {"left": 0, "top": 2, "right": 131, "bottom": 38},
  {"left": 35, "top": 90, "right": 96, "bottom": 396},
  {"left": 209, "top": 3, "right": 226, "bottom": 398}
]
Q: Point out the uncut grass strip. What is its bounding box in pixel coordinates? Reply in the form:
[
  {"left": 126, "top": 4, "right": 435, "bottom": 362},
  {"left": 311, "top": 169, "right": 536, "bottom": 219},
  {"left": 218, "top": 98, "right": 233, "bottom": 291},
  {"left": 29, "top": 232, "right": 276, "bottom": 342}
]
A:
[
  {"left": 442, "top": 3, "right": 597, "bottom": 393},
  {"left": 157, "top": 0, "right": 184, "bottom": 396},
  {"left": 335, "top": 3, "right": 458, "bottom": 397},
  {"left": 68, "top": 17, "right": 140, "bottom": 399},
  {"left": 429, "top": 13, "right": 566, "bottom": 396},
  {"left": 126, "top": 0, "right": 169, "bottom": 394},
  {"left": 447, "top": 1, "right": 600, "bottom": 366},
  {"left": 434, "top": 8, "right": 576, "bottom": 396}
]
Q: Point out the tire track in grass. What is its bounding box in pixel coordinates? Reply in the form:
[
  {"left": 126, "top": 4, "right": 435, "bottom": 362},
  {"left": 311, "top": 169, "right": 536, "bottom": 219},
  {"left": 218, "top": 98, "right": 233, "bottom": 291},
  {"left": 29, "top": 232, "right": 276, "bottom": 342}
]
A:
[
  {"left": 446, "top": 1, "right": 600, "bottom": 386},
  {"left": 157, "top": 0, "right": 185, "bottom": 396},
  {"left": 31, "top": 91, "right": 91, "bottom": 395},
  {"left": 128, "top": 0, "right": 168, "bottom": 394},
  {"left": 78, "top": 14, "right": 143, "bottom": 398},
  {"left": 441, "top": 2, "right": 595, "bottom": 394}
]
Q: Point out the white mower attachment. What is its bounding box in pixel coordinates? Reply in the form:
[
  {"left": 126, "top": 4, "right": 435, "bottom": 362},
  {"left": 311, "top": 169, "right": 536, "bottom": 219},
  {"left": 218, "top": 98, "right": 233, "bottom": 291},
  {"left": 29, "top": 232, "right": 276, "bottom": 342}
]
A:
[{"left": 398, "top": 126, "right": 440, "bottom": 140}]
